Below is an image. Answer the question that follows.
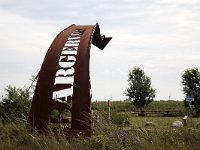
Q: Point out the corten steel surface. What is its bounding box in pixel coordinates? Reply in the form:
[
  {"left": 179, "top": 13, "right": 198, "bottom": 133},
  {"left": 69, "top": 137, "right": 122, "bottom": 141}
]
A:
[{"left": 28, "top": 24, "right": 111, "bottom": 136}]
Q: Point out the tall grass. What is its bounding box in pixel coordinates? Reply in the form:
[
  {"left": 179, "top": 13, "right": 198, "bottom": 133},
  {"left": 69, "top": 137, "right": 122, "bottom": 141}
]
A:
[{"left": 0, "top": 113, "right": 200, "bottom": 149}]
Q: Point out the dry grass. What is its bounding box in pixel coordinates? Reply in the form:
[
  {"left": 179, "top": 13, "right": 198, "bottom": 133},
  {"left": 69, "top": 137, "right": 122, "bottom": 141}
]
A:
[{"left": 0, "top": 114, "right": 199, "bottom": 150}]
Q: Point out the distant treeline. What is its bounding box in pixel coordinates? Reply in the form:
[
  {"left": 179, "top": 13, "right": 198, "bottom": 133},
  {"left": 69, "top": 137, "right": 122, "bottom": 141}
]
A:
[{"left": 92, "top": 100, "right": 187, "bottom": 115}]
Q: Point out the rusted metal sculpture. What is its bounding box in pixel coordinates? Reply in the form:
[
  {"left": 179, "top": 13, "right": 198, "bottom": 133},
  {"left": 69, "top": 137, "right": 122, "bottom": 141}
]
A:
[{"left": 28, "top": 24, "right": 111, "bottom": 136}]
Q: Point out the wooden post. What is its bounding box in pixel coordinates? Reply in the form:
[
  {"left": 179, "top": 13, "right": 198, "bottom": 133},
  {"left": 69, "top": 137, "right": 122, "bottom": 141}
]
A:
[{"left": 108, "top": 100, "right": 112, "bottom": 121}]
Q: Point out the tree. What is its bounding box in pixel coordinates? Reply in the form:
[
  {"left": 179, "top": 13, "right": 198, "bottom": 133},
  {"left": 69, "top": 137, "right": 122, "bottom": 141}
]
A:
[
  {"left": 126, "top": 67, "right": 155, "bottom": 110},
  {"left": 0, "top": 85, "right": 32, "bottom": 122},
  {"left": 182, "top": 68, "right": 200, "bottom": 116}
]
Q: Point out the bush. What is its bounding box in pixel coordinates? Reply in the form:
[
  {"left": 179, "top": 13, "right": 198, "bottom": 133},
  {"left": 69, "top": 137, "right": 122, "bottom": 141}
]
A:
[
  {"left": 0, "top": 85, "right": 31, "bottom": 122},
  {"left": 111, "top": 112, "right": 132, "bottom": 125}
]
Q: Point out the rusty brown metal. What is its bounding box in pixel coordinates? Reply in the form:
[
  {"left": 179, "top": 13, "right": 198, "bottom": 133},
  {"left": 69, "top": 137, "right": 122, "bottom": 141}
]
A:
[{"left": 28, "top": 24, "right": 111, "bottom": 136}]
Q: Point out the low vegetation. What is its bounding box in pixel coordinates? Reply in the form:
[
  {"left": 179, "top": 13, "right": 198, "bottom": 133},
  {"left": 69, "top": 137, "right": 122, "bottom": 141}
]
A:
[
  {"left": 92, "top": 100, "right": 187, "bottom": 115},
  {"left": 0, "top": 114, "right": 200, "bottom": 149},
  {"left": 0, "top": 85, "right": 199, "bottom": 149},
  {"left": 0, "top": 99, "right": 199, "bottom": 150}
]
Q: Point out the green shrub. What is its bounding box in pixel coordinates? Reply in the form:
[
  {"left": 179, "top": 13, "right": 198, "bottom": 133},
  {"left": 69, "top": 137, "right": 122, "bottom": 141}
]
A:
[{"left": 111, "top": 112, "right": 132, "bottom": 125}]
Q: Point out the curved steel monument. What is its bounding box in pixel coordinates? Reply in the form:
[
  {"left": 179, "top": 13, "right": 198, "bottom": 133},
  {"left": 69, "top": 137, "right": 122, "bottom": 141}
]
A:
[{"left": 28, "top": 24, "right": 111, "bottom": 136}]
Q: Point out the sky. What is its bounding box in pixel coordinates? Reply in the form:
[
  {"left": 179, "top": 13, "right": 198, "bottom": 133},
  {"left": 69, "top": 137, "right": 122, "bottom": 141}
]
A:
[{"left": 0, "top": 0, "right": 200, "bottom": 101}]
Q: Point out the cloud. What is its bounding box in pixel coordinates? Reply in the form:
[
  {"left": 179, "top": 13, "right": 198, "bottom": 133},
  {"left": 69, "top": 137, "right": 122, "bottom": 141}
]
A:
[
  {"left": 0, "top": 10, "right": 60, "bottom": 94},
  {"left": 0, "top": 0, "right": 200, "bottom": 100}
]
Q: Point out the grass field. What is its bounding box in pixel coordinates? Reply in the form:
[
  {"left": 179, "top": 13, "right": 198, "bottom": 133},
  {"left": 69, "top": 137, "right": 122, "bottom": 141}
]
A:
[
  {"left": 92, "top": 100, "right": 185, "bottom": 110},
  {"left": 0, "top": 114, "right": 199, "bottom": 150},
  {"left": 0, "top": 101, "right": 199, "bottom": 150},
  {"left": 92, "top": 100, "right": 187, "bottom": 116},
  {"left": 130, "top": 116, "right": 200, "bottom": 128}
]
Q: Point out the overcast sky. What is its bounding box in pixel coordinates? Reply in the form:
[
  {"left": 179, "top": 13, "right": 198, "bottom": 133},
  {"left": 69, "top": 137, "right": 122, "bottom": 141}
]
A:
[{"left": 0, "top": 0, "right": 200, "bottom": 101}]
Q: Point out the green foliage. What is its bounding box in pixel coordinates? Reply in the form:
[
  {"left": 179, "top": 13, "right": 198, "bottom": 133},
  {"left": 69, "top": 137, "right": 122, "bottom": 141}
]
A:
[
  {"left": 110, "top": 101, "right": 134, "bottom": 112},
  {"left": 146, "top": 101, "right": 184, "bottom": 110},
  {"left": 0, "top": 117, "right": 200, "bottom": 149},
  {"left": 92, "top": 101, "right": 108, "bottom": 111},
  {"left": 92, "top": 101, "right": 186, "bottom": 116},
  {"left": 111, "top": 112, "right": 132, "bottom": 125},
  {"left": 182, "top": 68, "right": 200, "bottom": 116},
  {"left": 0, "top": 85, "right": 31, "bottom": 122},
  {"left": 50, "top": 109, "right": 60, "bottom": 120},
  {"left": 126, "top": 67, "right": 155, "bottom": 110},
  {"left": 146, "top": 101, "right": 186, "bottom": 116}
]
